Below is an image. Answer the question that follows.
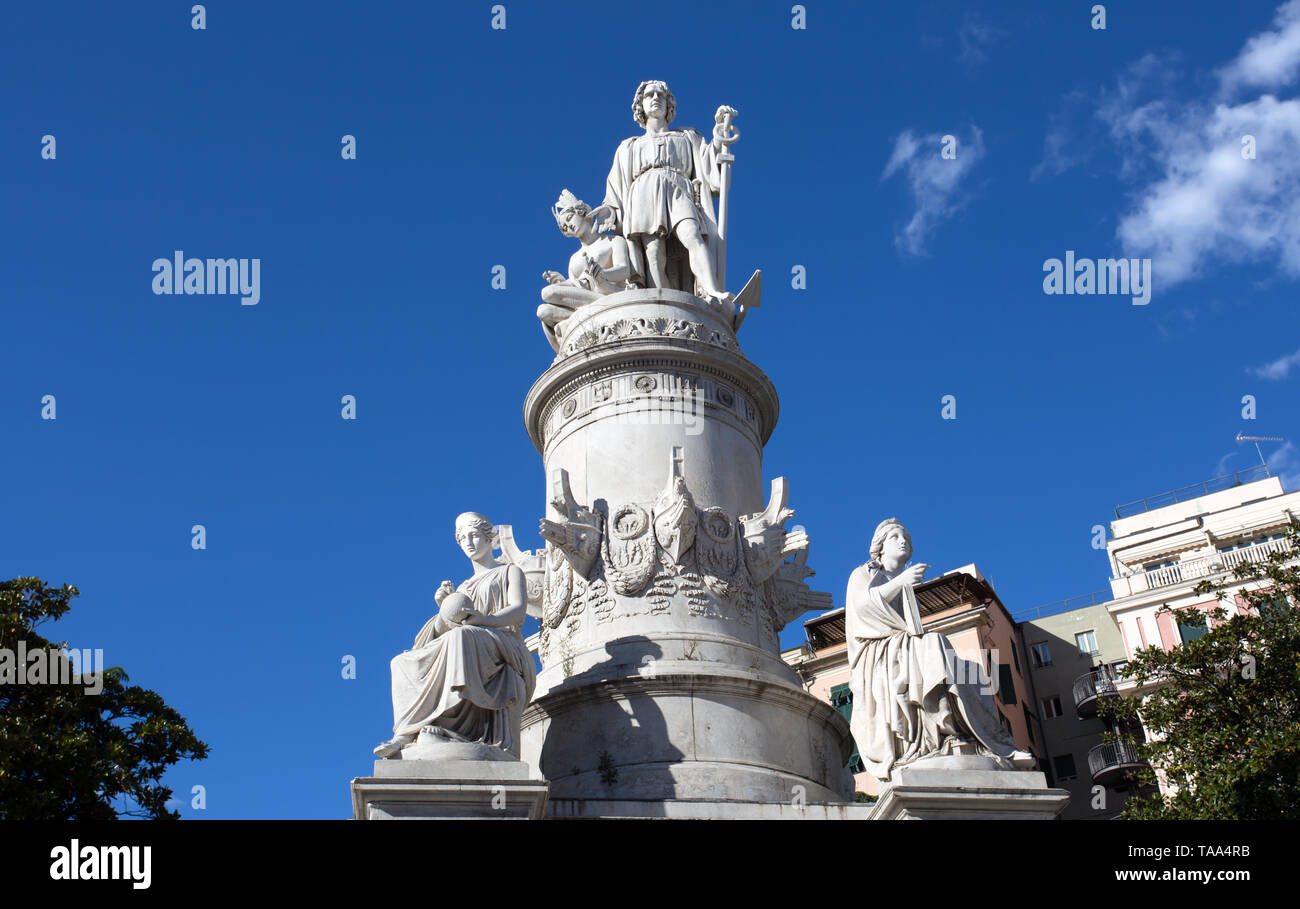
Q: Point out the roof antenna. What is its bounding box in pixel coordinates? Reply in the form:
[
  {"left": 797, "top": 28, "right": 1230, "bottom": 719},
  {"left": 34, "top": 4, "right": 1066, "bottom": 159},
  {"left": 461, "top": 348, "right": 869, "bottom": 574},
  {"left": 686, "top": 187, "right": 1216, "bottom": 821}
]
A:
[{"left": 1235, "top": 433, "right": 1284, "bottom": 473}]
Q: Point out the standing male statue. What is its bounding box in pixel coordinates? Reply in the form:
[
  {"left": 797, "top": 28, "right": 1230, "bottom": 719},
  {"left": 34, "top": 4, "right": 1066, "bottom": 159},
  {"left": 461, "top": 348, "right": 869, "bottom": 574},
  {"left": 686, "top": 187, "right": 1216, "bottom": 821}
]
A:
[{"left": 596, "top": 80, "right": 737, "bottom": 304}]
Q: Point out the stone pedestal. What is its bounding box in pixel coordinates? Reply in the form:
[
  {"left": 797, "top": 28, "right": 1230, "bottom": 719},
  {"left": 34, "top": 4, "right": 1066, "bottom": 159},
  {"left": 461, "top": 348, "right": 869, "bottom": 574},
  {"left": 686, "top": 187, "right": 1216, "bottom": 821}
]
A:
[
  {"left": 519, "top": 286, "right": 853, "bottom": 808},
  {"left": 546, "top": 798, "right": 875, "bottom": 819},
  {"left": 868, "top": 756, "right": 1070, "bottom": 820},
  {"left": 525, "top": 671, "right": 854, "bottom": 804},
  {"left": 351, "top": 759, "right": 550, "bottom": 820},
  {"left": 351, "top": 732, "right": 550, "bottom": 819}
]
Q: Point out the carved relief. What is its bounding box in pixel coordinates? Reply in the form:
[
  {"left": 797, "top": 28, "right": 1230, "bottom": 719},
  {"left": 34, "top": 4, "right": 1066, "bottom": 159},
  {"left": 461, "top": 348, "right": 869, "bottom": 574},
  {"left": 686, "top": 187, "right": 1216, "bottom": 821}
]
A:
[
  {"left": 593, "top": 380, "right": 614, "bottom": 402},
  {"left": 586, "top": 576, "right": 616, "bottom": 625},
  {"left": 697, "top": 506, "right": 743, "bottom": 599},
  {"left": 716, "top": 385, "right": 734, "bottom": 408},
  {"left": 543, "top": 545, "right": 573, "bottom": 629},
  {"left": 605, "top": 503, "right": 657, "bottom": 596},
  {"left": 769, "top": 546, "right": 832, "bottom": 631},
  {"left": 734, "top": 580, "right": 758, "bottom": 627},
  {"left": 740, "top": 477, "right": 803, "bottom": 585},
  {"left": 562, "top": 398, "right": 578, "bottom": 418},
  {"left": 653, "top": 447, "right": 697, "bottom": 563},
  {"left": 539, "top": 469, "right": 603, "bottom": 578},
  {"left": 569, "top": 572, "right": 588, "bottom": 616},
  {"left": 645, "top": 554, "right": 678, "bottom": 614},
  {"left": 559, "top": 317, "right": 739, "bottom": 360},
  {"left": 529, "top": 458, "right": 829, "bottom": 648},
  {"left": 634, "top": 374, "right": 658, "bottom": 393},
  {"left": 677, "top": 560, "right": 718, "bottom": 619}
]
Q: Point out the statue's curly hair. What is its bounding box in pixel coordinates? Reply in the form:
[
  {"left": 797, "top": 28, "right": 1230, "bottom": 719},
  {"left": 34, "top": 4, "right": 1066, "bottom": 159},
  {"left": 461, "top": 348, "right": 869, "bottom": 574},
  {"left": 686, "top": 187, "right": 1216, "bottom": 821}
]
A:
[
  {"left": 868, "top": 518, "right": 912, "bottom": 567},
  {"left": 454, "top": 511, "right": 496, "bottom": 545},
  {"left": 632, "top": 80, "right": 676, "bottom": 127}
]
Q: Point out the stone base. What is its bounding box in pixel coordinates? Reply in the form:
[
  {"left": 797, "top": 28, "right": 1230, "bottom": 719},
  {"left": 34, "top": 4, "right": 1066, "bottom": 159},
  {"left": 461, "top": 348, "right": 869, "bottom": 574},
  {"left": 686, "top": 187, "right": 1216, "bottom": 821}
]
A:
[
  {"left": 868, "top": 756, "right": 1069, "bottom": 820},
  {"left": 398, "top": 731, "right": 516, "bottom": 762},
  {"left": 522, "top": 672, "right": 855, "bottom": 804},
  {"left": 545, "top": 798, "right": 873, "bottom": 819},
  {"left": 351, "top": 759, "right": 550, "bottom": 820}
]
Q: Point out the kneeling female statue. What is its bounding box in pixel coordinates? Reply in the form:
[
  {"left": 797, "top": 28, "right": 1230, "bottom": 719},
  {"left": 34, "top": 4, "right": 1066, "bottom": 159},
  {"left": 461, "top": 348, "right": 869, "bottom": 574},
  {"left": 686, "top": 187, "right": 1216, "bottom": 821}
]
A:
[
  {"left": 374, "top": 512, "right": 537, "bottom": 759},
  {"left": 846, "top": 518, "right": 1033, "bottom": 781}
]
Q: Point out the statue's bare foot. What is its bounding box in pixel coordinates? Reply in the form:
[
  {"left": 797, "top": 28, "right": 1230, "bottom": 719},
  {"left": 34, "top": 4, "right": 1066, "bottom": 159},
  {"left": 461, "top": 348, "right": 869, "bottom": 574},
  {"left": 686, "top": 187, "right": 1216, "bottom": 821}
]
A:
[{"left": 373, "top": 734, "right": 415, "bottom": 759}]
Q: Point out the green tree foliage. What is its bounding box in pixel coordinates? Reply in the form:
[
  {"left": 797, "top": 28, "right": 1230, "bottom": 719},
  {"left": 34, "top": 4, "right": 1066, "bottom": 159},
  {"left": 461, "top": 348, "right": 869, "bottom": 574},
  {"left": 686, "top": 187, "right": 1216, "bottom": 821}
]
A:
[
  {"left": 0, "top": 578, "right": 208, "bottom": 819},
  {"left": 1099, "top": 524, "right": 1300, "bottom": 819}
]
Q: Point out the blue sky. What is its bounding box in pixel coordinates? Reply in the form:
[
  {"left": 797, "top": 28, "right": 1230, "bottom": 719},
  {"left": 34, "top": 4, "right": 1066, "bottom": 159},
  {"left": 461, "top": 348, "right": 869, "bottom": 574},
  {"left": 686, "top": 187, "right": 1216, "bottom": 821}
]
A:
[{"left": 3, "top": 1, "right": 1299, "bottom": 818}]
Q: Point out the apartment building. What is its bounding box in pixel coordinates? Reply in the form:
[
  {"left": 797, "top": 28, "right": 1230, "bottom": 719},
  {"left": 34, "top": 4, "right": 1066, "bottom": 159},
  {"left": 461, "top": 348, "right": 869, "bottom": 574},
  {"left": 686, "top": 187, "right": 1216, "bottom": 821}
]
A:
[
  {"left": 1018, "top": 464, "right": 1299, "bottom": 815},
  {"left": 1017, "top": 597, "right": 1132, "bottom": 819}
]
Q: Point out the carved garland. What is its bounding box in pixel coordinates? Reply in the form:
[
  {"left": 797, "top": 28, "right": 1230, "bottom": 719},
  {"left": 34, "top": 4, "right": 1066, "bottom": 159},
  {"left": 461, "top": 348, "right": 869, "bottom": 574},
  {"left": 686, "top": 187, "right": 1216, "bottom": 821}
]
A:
[{"left": 560, "top": 317, "right": 739, "bottom": 359}]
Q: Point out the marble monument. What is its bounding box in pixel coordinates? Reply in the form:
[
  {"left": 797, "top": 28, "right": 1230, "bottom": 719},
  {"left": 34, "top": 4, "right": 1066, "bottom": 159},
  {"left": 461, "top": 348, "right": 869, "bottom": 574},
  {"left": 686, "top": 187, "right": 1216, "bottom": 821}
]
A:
[{"left": 354, "top": 78, "right": 1065, "bottom": 820}]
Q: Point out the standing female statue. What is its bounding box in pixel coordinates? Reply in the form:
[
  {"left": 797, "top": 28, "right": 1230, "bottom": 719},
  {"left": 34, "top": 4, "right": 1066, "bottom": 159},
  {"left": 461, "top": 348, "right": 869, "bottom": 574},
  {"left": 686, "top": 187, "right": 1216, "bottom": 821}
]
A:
[
  {"left": 374, "top": 512, "right": 537, "bottom": 759},
  {"left": 846, "top": 518, "right": 1031, "bottom": 781}
]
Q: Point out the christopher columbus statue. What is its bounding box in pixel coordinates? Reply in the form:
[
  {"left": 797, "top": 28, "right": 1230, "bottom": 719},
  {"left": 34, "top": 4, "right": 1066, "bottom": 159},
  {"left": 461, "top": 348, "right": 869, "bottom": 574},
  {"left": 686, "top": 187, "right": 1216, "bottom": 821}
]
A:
[{"left": 594, "top": 80, "right": 737, "bottom": 304}]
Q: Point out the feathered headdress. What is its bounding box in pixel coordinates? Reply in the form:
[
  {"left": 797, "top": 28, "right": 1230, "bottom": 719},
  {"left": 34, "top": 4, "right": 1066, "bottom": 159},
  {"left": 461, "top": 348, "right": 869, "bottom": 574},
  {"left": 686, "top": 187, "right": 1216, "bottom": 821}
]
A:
[{"left": 552, "top": 189, "right": 591, "bottom": 228}]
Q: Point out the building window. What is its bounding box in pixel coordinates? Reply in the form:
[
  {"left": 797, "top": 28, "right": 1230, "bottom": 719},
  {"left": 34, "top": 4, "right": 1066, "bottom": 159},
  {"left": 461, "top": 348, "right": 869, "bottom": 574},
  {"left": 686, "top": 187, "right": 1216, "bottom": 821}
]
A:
[
  {"left": 1217, "top": 532, "right": 1283, "bottom": 553},
  {"left": 1260, "top": 594, "right": 1292, "bottom": 617},
  {"left": 998, "top": 664, "right": 1017, "bottom": 705},
  {"left": 1010, "top": 641, "right": 1020, "bottom": 673},
  {"left": 1022, "top": 706, "right": 1036, "bottom": 744},
  {"left": 1042, "top": 695, "right": 1062, "bottom": 718},
  {"left": 1030, "top": 642, "right": 1052, "bottom": 668},
  {"left": 1075, "top": 630, "right": 1099, "bottom": 657},
  {"left": 829, "top": 683, "right": 865, "bottom": 774},
  {"left": 1177, "top": 611, "right": 1209, "bottom": 644},
  {"left": 1053, "top": 754, "right": 1078, "bottom": 782}
]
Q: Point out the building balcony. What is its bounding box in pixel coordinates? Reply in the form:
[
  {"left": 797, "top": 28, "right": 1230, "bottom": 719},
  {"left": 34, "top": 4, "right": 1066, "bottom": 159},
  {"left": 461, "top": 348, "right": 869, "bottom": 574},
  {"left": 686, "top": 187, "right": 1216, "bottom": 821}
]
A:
[
  {"left": 1073, "top": 667, "right": 1121, "bottom": 717},
  {"left": 1113, "top": 536, "right": 1293, "bottom": 596},
  {"left": 1088, "top": 740, "right": 1148, "bottom": 787}
]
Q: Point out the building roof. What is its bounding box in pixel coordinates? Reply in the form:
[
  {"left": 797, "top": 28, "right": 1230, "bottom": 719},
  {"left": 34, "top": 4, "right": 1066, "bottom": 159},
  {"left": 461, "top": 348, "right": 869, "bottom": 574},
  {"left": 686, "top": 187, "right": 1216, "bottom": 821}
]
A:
[{"left": 1112, "top": 464, "right": 1273, "bottom": 520}]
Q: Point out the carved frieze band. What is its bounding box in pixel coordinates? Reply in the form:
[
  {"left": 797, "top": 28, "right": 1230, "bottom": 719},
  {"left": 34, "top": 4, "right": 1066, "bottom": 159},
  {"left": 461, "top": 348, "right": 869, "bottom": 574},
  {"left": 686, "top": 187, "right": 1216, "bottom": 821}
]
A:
[
  {"left": 560, "top": 317, "right": 739, "bottom": 360},
  {"left": 544, "top": 368, "right": 759, "bottom": 450}
]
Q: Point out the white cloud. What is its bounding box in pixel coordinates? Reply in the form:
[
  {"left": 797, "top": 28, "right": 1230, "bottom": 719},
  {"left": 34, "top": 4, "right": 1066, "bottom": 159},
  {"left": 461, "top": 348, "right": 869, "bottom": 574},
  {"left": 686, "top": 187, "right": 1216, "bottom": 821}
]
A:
[
  {"left": 1218, "top": 0, "right": 1300, "bottom": 93},
  {"left": 1249, "top": 347, "right": 1300, "bottom": 379},
  {"left": 1095, "top": 6, "right": 1300, "bottom": 286},
  {"left": 1267, "top": 440, "right": 1300, "bottom": 490},
  {"left": 882, "top": 127, "right": 985, "bottom": 257},
  {"left": 957, "top": 13, "right": 1005, "bottom": 68},
  {"left": 1215, "top": 450, "right": 1240, "bottom": 476},
  {"left": 1031, "top": 90, "right": 1091, "bottom": 181}
]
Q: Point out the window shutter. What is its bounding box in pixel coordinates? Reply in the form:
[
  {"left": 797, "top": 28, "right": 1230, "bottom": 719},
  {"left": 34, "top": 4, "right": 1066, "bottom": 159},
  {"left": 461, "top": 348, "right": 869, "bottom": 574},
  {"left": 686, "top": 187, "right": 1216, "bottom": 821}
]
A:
[
  {"left": 829, "top": 683, "right": 863, "bottom": 773},
  {"left": 998, "top": 663, "right": 1017, "bottom": 705}
]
